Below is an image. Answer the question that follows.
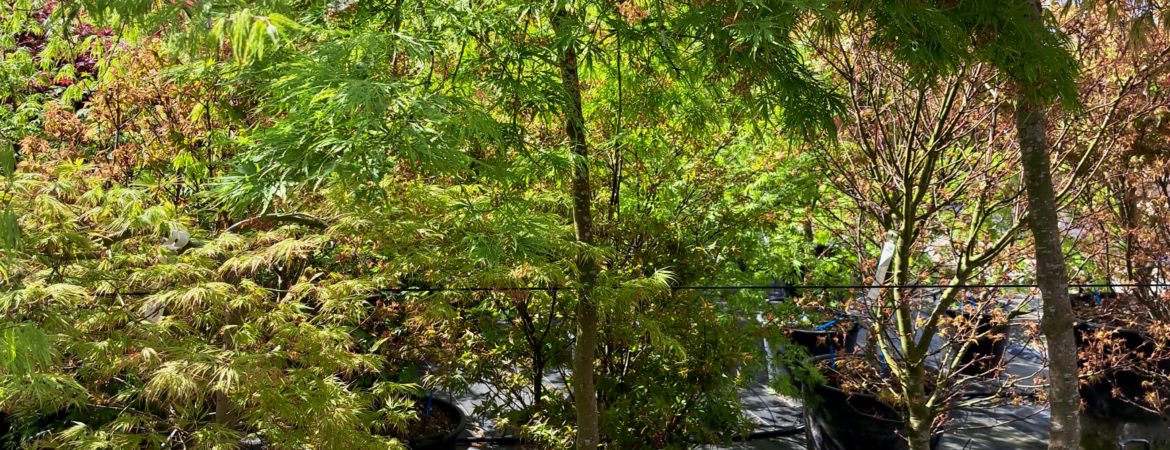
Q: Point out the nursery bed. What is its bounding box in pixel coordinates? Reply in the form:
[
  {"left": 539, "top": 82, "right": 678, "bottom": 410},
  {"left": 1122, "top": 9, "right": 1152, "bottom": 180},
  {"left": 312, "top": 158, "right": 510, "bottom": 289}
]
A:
[{"left": 453, "top": 294, "right": 1167, "bottom": 450}]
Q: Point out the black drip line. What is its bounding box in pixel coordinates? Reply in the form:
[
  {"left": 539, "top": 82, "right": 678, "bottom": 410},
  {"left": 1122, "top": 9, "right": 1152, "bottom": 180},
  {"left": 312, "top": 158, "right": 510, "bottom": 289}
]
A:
[
  {"left": 456, "top": 425, "right": 805, "bottom": 445},
  {"left": 386, "top": 282, "right": 1170, "bottom": 293}
]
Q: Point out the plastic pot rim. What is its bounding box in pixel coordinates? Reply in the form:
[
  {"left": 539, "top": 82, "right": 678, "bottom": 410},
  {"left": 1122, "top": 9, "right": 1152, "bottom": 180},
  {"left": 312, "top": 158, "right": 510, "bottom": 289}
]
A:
[{"left": 406, "top": 395, "right": 469, "bottom": 448}]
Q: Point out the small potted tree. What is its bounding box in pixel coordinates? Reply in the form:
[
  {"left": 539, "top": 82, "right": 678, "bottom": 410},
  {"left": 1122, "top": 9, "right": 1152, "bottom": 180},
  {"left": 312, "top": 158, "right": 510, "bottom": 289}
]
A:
[
  {"left": 1070, "top": 290, "right": 1169, "bottom": 422},
  {"left": 805, "top": 24, "right": 1063, "bottom": 449},
  {"left": 386, "top": 392, "right": 469, "bottom": 450},
  {"left": 943, "top": 295, "right": 1015, "bottom": 378},
  {"left": 766, "top": 282, "right": 860, "bottom": 358},
  {"left": 797, "top": 354, "right": 943, "bottom": 450}
]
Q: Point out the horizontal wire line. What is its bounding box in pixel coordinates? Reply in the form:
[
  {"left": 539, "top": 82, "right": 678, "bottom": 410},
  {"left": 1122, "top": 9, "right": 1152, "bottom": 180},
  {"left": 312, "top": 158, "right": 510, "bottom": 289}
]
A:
[{"left": 91, "top": 282, "right": 1170, "bottom": 296}]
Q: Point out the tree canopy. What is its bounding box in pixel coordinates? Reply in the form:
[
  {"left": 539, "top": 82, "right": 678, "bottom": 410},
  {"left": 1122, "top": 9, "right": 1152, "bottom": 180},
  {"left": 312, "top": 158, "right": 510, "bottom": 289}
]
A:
[{"left": 2, "top": 0, "right": 1169, "bottom": 449}]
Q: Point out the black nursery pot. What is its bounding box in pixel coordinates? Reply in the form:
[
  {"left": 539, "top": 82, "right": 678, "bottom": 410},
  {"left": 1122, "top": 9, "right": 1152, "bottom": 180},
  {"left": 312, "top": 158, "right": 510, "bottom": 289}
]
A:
[
  {"left": 1070, "top": 291, "right": 1119, "bottom": 305},
  {"left": 0, "top": 412, "right": 9, "bottom": 446},
  {"left": 407, "top": 396, "right": 469, "bottom": 450},
  {"left": 945, "top": 310, "right": 1011, "bottom": 377},
  {"left": 800, "top": 355, "right": 942, "bottom": 450},
  {"left": 786, "top": 321, "right": 860, "bottom": 357},
  {"left": 1073, "top": 321, "right": 1167, "bottom": 423}
]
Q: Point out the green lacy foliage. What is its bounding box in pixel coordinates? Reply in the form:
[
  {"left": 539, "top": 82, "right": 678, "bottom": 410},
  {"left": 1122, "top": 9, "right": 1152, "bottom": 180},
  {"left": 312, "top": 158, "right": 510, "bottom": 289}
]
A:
[{"left": 0, "top": 163, "right": 433, "bottom": 449}]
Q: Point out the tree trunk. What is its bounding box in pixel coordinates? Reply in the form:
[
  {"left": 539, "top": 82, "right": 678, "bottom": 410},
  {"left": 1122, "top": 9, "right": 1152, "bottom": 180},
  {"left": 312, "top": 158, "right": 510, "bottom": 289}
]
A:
[
  {"left": 1079, "top": 417, "right": 1120, "bottom": 450},
  {"left": 890, "top": 184, "right": 937, "bottom": 450},
  {"left": 216, "top": 309, "right": 241, "bottom": 427},
  {"left": 516, "top": 298, "right": 546, "bottom": 409},
  {"left": 554, "top": 8, "right": 601, "bottom": 450},
  {"left": 532, "top": 350, "right": 545, "bottom": 409},
  {"left": 1015, "top": 92, "right": 1080, "bottom": 450},
  {"left": 904, "top": 363, "right": 934, "bottom": 450}
]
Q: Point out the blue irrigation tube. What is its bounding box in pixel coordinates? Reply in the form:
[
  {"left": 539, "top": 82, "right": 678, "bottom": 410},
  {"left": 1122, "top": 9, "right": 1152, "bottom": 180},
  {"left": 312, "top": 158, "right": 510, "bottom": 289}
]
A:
[
  {"left": 814, "top": 319, "right": 839, "bottom": 331},
  {"left": 424, "top": 391, "right": 434, "bottom": 421}
]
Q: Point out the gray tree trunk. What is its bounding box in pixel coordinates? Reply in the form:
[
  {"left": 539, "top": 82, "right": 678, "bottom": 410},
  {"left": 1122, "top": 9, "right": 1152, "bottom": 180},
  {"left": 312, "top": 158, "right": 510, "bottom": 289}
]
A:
[
  {"left": 554, "top": 8, "right": 601, "bottom": 449},
  {"left": 1015, "top": 93, "right": 1081, "bottom": 450}
]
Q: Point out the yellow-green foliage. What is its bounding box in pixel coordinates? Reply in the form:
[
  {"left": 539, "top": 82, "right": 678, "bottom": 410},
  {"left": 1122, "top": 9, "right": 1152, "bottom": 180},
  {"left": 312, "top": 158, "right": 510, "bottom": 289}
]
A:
[{"left": 0, "top": 162, "right": 427, "bottom": 449}]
